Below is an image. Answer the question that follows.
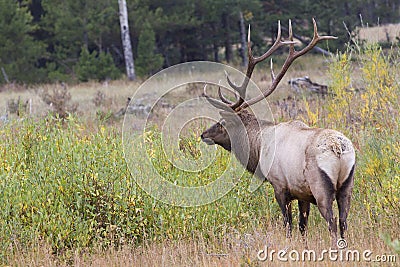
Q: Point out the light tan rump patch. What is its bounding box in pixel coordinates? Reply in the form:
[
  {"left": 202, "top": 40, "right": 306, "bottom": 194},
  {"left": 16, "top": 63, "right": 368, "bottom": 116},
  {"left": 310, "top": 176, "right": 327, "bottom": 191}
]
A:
[{"left": 316, "top": 132, "right": 353, "bottom": 158}]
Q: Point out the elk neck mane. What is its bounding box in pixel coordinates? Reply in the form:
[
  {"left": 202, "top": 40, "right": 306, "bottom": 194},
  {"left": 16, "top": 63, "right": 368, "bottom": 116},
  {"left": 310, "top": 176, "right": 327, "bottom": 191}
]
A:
[{"left": 229, "top": 110, "right": 273, "bottom": 176}]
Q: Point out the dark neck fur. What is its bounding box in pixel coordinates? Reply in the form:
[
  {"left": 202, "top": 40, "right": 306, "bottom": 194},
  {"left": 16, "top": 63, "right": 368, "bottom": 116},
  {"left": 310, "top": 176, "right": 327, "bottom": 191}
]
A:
[{"left": 231, "top": 111, "right": 266, "bottom": 176}]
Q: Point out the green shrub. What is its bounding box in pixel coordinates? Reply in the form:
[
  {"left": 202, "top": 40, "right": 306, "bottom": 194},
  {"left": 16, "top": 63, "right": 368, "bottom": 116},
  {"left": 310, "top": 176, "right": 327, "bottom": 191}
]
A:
[
  {"left": 0, "top": 117, "right": 150, "bottom": 259},
  {"left": 0, "top": 116, "right": 277, "bottom": 262}
]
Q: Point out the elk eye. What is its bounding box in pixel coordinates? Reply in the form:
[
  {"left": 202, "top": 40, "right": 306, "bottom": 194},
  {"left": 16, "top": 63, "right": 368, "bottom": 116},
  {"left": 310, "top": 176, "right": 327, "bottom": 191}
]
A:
[{"left": 220, "top": 120, "right": 226, "bottom": 126}]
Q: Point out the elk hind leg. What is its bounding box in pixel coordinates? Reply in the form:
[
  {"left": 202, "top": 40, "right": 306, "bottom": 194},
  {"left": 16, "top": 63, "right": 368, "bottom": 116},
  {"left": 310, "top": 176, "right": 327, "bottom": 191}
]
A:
[
  {"left": 337, "top": 164, "right": 355, "bottom": 239},
  {"left": 315, "top": 168, "right": 338, "bottom": 247}
]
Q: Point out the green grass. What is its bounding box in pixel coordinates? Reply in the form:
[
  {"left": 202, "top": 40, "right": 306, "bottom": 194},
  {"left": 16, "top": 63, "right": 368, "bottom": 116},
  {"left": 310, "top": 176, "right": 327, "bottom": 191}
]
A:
[{"left": 0, "top": 118, "right": 149, "bottom": 257}]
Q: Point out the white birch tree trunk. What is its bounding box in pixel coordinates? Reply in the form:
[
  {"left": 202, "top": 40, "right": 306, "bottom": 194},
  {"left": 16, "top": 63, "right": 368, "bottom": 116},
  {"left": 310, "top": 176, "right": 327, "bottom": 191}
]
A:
[{"left": 118, "top": 0, "right": 135, "bottom": 80}]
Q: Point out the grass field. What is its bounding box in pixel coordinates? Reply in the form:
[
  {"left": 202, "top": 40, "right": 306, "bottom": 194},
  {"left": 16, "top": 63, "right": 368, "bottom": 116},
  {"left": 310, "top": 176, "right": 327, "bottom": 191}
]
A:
[
  {"left": 357, "top": 23, "right": 400, "bottom": 44},
  {"left": 0, "top": 45, "right": 399, "bottom": 266}
]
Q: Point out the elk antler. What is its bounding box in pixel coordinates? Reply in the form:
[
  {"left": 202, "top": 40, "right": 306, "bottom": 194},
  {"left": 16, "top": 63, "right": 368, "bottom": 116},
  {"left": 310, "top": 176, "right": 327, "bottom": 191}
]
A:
[
  {"left": 202, "top": 84, "right": 238, "bottom": 112},
  {"left": 204, "top": 20, "right": 294, "bottom": 111},
  {"left": 241, "top": 18, "right": 337, "bottom": 109},
  {"left": 203, "top": 18, "right": 337, "bottom": 111}
]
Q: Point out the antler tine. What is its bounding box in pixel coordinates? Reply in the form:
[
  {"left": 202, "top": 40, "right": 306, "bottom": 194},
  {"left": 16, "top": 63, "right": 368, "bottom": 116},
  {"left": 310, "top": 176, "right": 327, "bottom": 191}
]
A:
[
  {"left": 217, "top": 74, "right": 241, "bottom": 104},
  {"left": 247, "top": 24, "right": 251, "bottom": 52},
  {"left": 295, "top": 18, "right": 337, "bottom": 58},
  {"left": 225, "top": 70, "right": 246, "bottom": 99},
  {"left": 216, "top": 78, "right": 232, "bottom": 104},
  {"left": 202, "top": 84, "right": 235, "bottom": 112},
  {"left": 202, "top": 84, "right": 210, "bottom": 99},
  {"left": 227, "top": 20, "right": 295, "bottom": 111},
  {"left": 218, "top": 87, "right": 231, "bottom": 104},
  {"left": 251, "top": 21, "right": 297, "bottom": 65},
  {"left": 288, "top": 19, "right": 295, "bottom": 54},
  {"left": 270, "top": 58, "right": 276, "bottom": 81},
  {"left": 218, "top": 86, "right": 240, "bottom": 104},
  {"left": 242, "top": 18, "right": 337, "bottom": 109},
  {"left": 223, "top": 24, "right": 252, "bottom": 99}
]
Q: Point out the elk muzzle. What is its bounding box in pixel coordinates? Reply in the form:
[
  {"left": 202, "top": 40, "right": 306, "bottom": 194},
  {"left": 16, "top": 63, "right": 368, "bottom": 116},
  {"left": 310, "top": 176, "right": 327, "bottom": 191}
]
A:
[{"left": 200, "top": 133, "right": 215, "bottom": 145}]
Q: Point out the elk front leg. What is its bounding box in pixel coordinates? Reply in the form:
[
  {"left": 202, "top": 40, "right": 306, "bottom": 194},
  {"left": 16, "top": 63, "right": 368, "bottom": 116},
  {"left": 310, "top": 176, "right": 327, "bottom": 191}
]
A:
[
  {"left": 298, "top": 200, "right": 310, "bottom": 248},
  {"left": 298, "top": 200, "right": 310, "bottom": 235},
  {"left": 274, "top": 190, "right": 292, "bottom": 238}
]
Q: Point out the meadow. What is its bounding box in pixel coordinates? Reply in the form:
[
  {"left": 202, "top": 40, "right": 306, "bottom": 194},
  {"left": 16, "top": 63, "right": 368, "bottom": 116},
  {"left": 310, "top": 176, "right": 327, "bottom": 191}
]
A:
[{"left": 0, "top": 44, "right": 399, "bottom": 266}]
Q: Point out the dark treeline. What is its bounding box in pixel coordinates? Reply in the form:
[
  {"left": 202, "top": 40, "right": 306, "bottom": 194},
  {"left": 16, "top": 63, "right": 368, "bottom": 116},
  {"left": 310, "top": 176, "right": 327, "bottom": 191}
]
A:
[{"left": 1, "top": 0, "right": 399, "bottom": 84}]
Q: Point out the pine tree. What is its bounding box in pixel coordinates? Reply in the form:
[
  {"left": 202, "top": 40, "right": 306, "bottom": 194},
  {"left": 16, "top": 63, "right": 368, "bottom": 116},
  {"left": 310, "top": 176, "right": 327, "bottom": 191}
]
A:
[
  {"left": 76, "top": 47, "right": 121, "bottom": 82},
  {"left": 136, "top": 22, "right": 163, "bottom": 77},
  {"left": 0, "top": 1, "right": 45, "bottom": 83},
  {"left": 41, "top": 0, "right": 120, "bottom": 81}
]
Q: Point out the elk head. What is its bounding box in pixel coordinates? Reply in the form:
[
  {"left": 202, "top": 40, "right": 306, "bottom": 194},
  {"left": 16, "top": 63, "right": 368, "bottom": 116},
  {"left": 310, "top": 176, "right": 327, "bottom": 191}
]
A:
[{"left": 201, "top": 117, "right": 230, "bottom": 150}]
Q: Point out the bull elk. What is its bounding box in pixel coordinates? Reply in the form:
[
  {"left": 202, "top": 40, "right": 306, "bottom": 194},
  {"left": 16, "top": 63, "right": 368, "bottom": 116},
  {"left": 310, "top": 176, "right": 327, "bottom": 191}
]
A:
[{"left": 201, "top": 19, "right": 355, "bottom": 247}]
